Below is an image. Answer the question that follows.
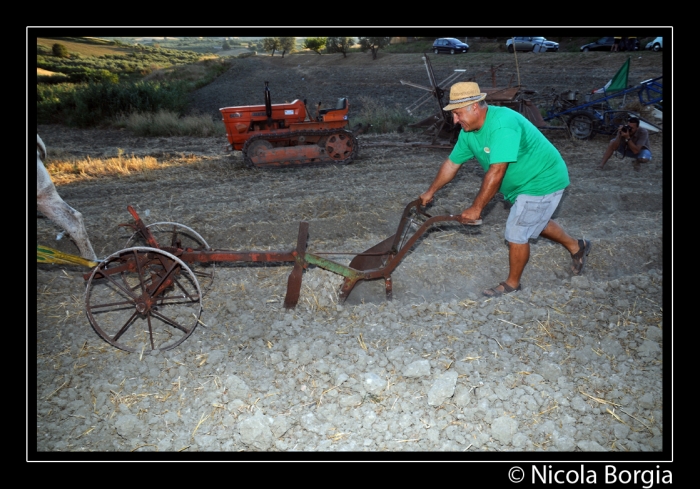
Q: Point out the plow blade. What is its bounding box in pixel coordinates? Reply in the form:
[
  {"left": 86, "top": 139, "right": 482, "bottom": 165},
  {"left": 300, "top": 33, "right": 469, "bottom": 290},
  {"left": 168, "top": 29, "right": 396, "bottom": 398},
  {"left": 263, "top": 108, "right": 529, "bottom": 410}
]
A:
[
  {"left": 347, "top": 234, "right": 396, "bottom": 271},
  {"left": 340, "top": 234, "right": 397, "bottom": 301}
]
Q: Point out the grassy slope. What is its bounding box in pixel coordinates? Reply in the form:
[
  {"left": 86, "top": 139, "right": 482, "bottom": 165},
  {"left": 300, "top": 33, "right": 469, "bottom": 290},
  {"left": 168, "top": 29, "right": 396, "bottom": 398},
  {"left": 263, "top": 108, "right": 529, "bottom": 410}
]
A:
[
  {"left": 37, "top": 37, "right": 134, "bottom": 57},
  {"left": 37, "top": 38, "right": 137, "bottom": 76}
]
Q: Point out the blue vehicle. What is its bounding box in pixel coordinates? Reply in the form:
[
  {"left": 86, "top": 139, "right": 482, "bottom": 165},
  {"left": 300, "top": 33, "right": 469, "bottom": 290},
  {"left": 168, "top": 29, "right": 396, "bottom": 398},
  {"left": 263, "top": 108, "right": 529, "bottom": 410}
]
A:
[{"left": 542, "top": 76, "right": 662, "bottom": 139}]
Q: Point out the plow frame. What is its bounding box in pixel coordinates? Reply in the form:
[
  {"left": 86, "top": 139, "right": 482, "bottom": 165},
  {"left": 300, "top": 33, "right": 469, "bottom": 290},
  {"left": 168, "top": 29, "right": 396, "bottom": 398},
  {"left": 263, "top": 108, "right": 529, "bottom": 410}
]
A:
[
  {"left": 83, "top": 200, "right": 479, "bottom": 352},
  {"left": 108, "top": 200, "right": 469, "bottom": 306}
]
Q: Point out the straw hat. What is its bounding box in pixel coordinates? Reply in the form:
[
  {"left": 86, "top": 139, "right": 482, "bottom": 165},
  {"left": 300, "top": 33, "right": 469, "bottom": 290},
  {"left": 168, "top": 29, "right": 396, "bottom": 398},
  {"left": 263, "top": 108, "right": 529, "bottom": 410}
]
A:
[{"left": 443, "top": 82, "right": 487, "bottom": 111}]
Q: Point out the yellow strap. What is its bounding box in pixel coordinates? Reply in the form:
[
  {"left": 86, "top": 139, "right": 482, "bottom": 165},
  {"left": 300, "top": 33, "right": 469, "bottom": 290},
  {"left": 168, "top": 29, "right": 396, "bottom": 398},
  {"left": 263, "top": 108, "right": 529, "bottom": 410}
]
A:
[{"left": 37, "top": 245, "right": 98, "bottom": 268}]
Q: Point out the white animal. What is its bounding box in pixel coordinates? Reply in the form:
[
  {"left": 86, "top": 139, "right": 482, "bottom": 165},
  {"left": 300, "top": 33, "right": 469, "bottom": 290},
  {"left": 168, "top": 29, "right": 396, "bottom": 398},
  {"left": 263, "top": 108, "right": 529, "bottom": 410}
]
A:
[{"left": 37, "top": 134, "right": 97, "bottom": 261}]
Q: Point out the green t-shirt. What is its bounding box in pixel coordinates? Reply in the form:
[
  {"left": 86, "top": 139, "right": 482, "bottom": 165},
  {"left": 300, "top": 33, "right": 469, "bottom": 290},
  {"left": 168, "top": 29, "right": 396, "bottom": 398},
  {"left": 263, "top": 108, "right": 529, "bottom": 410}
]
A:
[{"left": 449, "top": 105, "right": 570, "bottom": 203}]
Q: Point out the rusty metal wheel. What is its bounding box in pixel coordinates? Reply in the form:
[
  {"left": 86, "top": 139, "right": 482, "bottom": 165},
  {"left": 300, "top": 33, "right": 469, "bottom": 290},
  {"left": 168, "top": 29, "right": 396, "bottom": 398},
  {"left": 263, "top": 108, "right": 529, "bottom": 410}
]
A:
[
  {"left": 84, "top": 246, "right": 203, "bottom": 353},
  {"left": 125, "top": 222, "right": 215, "bottom": 294},
  {"left": 324, "top": 132, "right": 355, "bottom": 160}
]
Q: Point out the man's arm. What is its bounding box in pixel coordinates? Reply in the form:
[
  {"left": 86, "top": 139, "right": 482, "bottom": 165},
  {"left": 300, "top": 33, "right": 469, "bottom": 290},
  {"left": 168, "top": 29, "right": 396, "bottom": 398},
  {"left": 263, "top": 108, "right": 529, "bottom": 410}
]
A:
[
  {"left": 460, "top": 163, "right": 508, "bottom": 222},
  {"left": 419, "top": 158, "right": 461, "bottom": 206},
  {"left": 632, "top": 127, "right": 650, "bottom": 151},
  {"left": 625, "top": 128, "right": 639, "bottom": 154}
]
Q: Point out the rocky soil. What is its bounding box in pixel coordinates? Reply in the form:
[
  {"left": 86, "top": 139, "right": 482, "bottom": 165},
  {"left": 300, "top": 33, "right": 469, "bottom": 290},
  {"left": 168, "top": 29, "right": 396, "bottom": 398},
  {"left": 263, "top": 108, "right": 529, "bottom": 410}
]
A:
[{"left": 33, "top": 51, "right": 666, "bottom": 457}]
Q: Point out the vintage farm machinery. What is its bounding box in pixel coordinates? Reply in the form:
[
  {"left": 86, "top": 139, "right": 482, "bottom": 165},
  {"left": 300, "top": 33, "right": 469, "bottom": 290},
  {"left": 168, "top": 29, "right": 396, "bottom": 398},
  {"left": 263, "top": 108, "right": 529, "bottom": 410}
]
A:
[
  {"left": 400, "top": 54, "right": 662, "bottom": 143},
  {"left": 220, "top": 82, "right": 358, "bottom": 169},
  {"left": 540, "top": 76, "right": 663, "bottom": 140},
  {"left": 400, "top": 54, "right": 545, "bottom": 145},
  {"left": 82, "top": 200, "right": 481, "bottom": 353}
]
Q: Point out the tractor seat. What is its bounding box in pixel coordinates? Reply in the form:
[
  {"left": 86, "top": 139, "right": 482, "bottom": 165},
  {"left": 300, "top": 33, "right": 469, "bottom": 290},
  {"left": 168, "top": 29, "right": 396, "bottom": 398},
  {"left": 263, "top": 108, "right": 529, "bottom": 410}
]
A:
[{"left": 318, "top": 98, "right": 347, "bottom": 115}]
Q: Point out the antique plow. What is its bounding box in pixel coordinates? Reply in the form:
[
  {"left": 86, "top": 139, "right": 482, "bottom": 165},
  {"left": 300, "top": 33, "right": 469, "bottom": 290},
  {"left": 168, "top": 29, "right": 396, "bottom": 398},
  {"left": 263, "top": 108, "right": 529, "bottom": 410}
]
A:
[{"left": 83, "top": 200, "right": 480, "bottom": 352}]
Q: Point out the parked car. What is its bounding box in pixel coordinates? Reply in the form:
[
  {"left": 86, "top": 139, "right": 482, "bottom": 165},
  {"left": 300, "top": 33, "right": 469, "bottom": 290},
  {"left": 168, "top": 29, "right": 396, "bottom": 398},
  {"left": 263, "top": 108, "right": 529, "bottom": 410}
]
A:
[
  {"left": 506, "top": 37, "right": 559, "bottom": 53},
  {"left": 645, "top": 36, "right": 663, "bottom": 51},
  {"left": 580, "top": 37, "right": 639, "bottom": 52},
  {"left": 432, "top": 38, "right": 469, "bottom": 54}
]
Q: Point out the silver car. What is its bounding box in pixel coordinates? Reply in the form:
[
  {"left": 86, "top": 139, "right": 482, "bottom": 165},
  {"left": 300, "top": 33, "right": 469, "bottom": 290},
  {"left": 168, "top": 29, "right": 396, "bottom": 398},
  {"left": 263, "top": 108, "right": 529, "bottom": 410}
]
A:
[
  {"left": 506, "top": 36, "right": 559, "bottom": 53},
  {"left": 645, "top": 37, "right": 662, "bottom": 51}
]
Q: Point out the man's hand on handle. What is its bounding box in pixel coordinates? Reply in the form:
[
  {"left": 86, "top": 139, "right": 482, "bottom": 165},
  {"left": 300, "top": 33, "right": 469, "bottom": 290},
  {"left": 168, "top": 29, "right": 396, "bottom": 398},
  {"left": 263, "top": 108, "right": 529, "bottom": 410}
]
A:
[
  {"left": 417, "top": 195, "right": 482, "bottom": 225},
  {"left": 459, "top": 206, "right": 482, "bottom": 225}
]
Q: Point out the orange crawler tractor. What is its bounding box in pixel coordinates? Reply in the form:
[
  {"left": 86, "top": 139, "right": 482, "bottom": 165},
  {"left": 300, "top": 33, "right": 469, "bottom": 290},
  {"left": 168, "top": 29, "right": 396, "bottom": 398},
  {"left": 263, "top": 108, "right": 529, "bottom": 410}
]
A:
[{"left": 220, "top": 82, "right": 359, "bottom": 169}]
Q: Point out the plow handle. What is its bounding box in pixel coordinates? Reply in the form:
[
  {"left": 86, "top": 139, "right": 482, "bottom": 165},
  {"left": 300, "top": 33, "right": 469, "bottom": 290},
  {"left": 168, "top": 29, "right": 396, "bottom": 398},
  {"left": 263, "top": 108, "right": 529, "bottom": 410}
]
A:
[{"left": 412, "top": 198, "right": 482, "bottom": 226}]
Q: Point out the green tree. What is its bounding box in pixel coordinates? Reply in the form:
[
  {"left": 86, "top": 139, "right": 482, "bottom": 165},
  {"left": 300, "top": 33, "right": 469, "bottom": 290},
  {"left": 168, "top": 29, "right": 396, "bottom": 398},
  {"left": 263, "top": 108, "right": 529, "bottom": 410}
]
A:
[
  {"left": 303, "top": 37, "right": 327, "bottom": 55},
  {"left": 262, "top": 37, "right": 281, "bottom": 56},
  {"left": 222, "top": 40, "right": 232, "bottom": 50},
  {"left": 91, "top": 69, "right": 119, "bottom": 84},
  {"left": 326, "top": 37, "right": 355, "bottom": 58},
  {"left": 359, "top": 37, "right": 391, "bottom": 60},
  {"left": 279, "top": 37, "right": 296, "bottom": 58},
  {"left": 52, "top": 43, "right": 69, "bottom": 58}
]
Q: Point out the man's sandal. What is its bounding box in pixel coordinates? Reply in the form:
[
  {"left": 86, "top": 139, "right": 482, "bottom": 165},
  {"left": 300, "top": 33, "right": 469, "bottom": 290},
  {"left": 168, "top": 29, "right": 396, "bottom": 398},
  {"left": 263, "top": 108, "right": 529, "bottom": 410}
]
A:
[
  {"left": 483, "top": 282, "right": 521, "bottom": 298},
  {"left": 571, "top": 239, "right": 592, "bottom": 275}
]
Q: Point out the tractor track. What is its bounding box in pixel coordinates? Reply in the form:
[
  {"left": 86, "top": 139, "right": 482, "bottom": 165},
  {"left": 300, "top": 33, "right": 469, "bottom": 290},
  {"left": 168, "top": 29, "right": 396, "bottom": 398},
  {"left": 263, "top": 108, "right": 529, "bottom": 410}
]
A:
[{"left": 242, "top": 128, "right": 359, "bottom": 169}]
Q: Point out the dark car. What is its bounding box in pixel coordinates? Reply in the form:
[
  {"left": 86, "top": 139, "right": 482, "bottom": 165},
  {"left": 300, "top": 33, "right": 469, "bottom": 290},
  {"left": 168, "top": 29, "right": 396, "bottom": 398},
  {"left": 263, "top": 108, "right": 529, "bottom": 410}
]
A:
[
  {"left": 580, "top": 37, "right": 639, "bottom": 52},
  {"left": 432, "top": 38, "right": 469, "bottom": 54},
  {"left": 506, "top": 36, "right": 559, "bottom": 53}
]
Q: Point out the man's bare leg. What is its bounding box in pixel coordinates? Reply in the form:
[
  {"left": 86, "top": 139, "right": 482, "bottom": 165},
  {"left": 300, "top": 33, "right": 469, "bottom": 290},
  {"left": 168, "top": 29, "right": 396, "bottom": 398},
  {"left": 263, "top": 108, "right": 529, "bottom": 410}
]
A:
[
  {"left": 539, "top": 220, "right": 579, "bottom": 253},
  {"left": 598, "top": 138, "right": 620, "bottom": 169},
  {"left": 487, "top": 220, "right": 584, "bottom": 295},
  {"left": 540, "top": 220, "right": 590, "bottom": 274},
  {"left": 484, "top": 241, "right": 528, "bottom": 295},
  {"left": 505, "top": 241, "right": 530, "bottom": 289}
]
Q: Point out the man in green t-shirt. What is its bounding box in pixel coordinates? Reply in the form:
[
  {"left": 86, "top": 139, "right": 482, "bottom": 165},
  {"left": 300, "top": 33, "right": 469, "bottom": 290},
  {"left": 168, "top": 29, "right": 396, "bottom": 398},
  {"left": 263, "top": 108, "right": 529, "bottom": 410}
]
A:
[{"left": 419, "top": 82, "right": 592, "bottom": 297}]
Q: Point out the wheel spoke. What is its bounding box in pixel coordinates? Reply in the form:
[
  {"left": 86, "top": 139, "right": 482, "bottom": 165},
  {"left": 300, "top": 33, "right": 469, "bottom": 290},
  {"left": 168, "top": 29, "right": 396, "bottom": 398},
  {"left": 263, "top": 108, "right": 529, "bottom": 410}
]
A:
[
  {"left": 167, "top": 275, "right": 202, "bottom": 303},
  {"left": 147, "top": 313, "right": 155, "bottom": 350},
  {"left": 111, "top": 310, "right": 139, "bottom": 342},
  {"left": 88, "top": 297, "right": 138, "bottom": 311},
  {"left": 150, "top": 309, "right": 193, "bottom": 334},
  {"left": 148, "top": 254, "right": 181, "bottom": 298},
  {"left": 99, "top": 264, "right": 140, "bottom": 300}
]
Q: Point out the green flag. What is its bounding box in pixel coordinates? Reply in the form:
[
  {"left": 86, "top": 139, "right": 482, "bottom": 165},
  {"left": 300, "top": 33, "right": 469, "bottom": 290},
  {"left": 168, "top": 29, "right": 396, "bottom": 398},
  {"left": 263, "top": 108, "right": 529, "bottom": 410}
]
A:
[{"left": 593, "top": 57, "right": 630, "bottom": 93}]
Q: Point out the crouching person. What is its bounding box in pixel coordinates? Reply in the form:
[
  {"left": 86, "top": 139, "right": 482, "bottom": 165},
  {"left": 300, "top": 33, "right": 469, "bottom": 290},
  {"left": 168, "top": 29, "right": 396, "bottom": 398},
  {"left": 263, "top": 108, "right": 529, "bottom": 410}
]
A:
[{"left": 598, "top": 117, "right": 652, "bottom": 171}]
